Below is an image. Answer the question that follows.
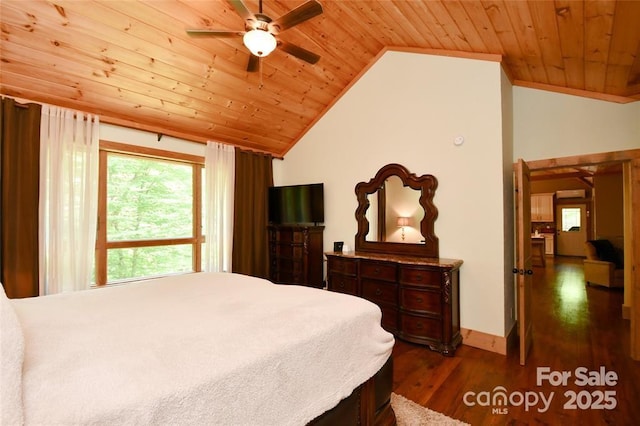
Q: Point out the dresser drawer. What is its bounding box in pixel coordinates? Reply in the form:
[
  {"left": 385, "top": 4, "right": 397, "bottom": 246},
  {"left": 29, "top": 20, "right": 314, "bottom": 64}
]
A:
[
  {"left": 275, "top": 229, "right": 306, "bottom": 243},
  {"left": 327, "top": 257, "right": 357, "bottom": 276},
  {"left": 274, "top": 271, "right": 304, "bottom": 285},
  {"left": 400, "top": 313, "right": 442, "bottom": 340},
  {"left": 274, "top": 258, "right": 303, "bottom": 273},
  {"left": 275, "top": 244, "right": 304, "bottom": 259},
  {"left": 360, "top": 261, "right": 396, "bottom": 282},
  {"left": 328, "top": 274, "right": 358, "bottom": 295},
  {"left": 362, "top": 280, "right": 398, "bottom": 306},
  {"left": 400, "top": 288, "right": 441, "bottom": 315},
  {"left": 399, "top": 266, "right": 441, "bottom": 288},
  {"left": 380, "top": 305, "right": 398, "bottom": 333}
]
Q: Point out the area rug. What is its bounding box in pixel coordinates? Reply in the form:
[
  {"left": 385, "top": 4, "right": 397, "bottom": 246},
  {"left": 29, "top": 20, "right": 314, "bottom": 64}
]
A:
[{"left": 391, "top": 393, "right": 469, "bottom": 426}]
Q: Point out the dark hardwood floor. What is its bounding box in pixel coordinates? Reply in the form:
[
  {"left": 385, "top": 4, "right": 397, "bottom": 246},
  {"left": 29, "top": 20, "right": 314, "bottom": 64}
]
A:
[{"left": 392, "top": 257, "right": 639, "bottom": 425}]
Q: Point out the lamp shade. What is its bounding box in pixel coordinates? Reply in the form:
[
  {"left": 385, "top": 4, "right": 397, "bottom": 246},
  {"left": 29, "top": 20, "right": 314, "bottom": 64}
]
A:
[
  {"left": 397, "top": 217, "right": 410, "bottom": 227},
  {"left": 243, "top": 29, "right": 277, "bottom": 57}
]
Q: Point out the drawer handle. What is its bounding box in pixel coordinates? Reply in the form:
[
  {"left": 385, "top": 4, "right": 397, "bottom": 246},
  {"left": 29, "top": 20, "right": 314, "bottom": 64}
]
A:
[
  {"left": 416, "top": 297, "right": 423, "bottom": 303},
  {"left": 375, "top": 288, "right": 382, "bottom": 296},
  {"left": 374, "top": 267, "right": 380, "bottom": 274},
  {"left": 416, "top": 275, "right": 423, "bottom": 281},
  {"left": 416, "top": 322, "right": 423, "bottom": 330},
  {"left": 339, "top": 281, "right": 345, "bottom": 288}
]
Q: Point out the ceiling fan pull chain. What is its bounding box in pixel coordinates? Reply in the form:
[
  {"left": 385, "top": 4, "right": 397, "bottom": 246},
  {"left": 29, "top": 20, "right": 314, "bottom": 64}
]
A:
[{"left": 259, "top": 58, "right": 264, "bottom": 90}]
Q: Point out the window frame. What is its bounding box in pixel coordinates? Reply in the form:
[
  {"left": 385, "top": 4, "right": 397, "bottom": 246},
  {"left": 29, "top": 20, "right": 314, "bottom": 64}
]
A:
[{"left": 95, "top": 141, "right": 205, "bottom": 286}]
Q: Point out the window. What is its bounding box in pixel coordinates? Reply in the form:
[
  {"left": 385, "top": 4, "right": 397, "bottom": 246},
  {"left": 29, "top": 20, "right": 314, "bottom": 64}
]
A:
[
  {"left": 561, "top": 207, "right": 581, "bottom": 232},
  {"left": 95, "top": 142, "right": 204, "bottom": 285}
]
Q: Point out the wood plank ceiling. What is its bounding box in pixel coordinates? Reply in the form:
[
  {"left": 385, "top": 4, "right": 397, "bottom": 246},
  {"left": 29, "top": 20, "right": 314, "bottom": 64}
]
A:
[{"left": 1, "top": 0, "right": 639, "bottom": 157}]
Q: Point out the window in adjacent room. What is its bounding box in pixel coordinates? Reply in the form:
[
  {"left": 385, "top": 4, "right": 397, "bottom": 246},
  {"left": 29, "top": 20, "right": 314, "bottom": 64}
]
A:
[
  {"left": 95, "top": 142, "right": 204, "bottom": 285},
  {"left": 560, "top": 207, "right": 581, "bottom": 231}
]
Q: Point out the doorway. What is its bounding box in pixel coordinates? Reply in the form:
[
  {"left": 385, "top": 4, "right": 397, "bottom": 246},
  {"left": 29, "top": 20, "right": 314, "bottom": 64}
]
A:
[
  {"left": 555, "top": 203, "right": 587, "bottom": 256},
  {"left": 517, "top": 149, "right": 639, "bottom": 362}
]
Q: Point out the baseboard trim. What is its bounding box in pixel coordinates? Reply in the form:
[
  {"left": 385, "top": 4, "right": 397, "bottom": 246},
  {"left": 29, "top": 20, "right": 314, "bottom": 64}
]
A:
[{"left": 461, "top": 327, "right": 513, "bottom": 356}]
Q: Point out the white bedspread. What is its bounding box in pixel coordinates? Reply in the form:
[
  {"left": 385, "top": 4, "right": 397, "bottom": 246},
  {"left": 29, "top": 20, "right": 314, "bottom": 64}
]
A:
[{"left": 12, "top": 272, "right": 394, "bottom": 425}]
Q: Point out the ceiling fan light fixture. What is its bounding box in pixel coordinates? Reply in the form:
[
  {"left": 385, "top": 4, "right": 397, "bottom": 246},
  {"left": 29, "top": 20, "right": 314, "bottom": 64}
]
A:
[{"left": 243, "top": 29, "right": 277, "bottom": 57}]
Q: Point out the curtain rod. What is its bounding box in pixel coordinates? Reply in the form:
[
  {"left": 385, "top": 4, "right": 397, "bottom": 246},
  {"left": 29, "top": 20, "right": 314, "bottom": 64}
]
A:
[{"left": 2, "top": 95, "right": 282, "bottom": 158}]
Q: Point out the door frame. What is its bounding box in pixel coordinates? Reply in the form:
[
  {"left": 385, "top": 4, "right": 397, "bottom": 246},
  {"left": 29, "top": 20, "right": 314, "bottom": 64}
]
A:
[{"left": 518, "top": 148, "right": 640, "bottom": 360}]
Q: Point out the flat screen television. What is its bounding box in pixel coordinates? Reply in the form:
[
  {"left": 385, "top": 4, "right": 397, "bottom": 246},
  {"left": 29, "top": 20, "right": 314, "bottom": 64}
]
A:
[{"left": 268, "top": 183, "right": 324, "bottom": 225}]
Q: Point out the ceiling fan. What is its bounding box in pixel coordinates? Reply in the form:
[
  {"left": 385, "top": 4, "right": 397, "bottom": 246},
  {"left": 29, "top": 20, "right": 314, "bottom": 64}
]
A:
[{"left": 186, "top": 0, "right": 323, "bottom": 72}]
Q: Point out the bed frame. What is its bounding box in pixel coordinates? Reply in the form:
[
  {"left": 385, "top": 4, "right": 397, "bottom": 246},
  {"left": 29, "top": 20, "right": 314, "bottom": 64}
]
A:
[{"left": 309, "top": 356, "right": 396, "bottom": 425}]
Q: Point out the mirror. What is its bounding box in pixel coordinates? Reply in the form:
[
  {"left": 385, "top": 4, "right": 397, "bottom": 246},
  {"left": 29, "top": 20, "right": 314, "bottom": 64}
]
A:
[
  {"left": 355, "top": 164, "right": 439, "bottom": 257},
  {"left": 364, "top": 175, "right": 425, "bottom": 243}
]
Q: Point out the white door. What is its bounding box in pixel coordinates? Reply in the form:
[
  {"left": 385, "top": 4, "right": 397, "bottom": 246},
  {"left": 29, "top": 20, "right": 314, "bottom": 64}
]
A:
[{"left": 556, "top": 204, "right": 588, "bottom": 256}]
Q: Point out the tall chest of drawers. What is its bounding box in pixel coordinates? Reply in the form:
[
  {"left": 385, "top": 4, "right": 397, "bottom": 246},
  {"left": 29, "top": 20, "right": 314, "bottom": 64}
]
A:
[
  {"left": 268, "top": 225, "right": 324, "bottom": 288},
  {"left": 326, "top": 252, "right": 462, "bottom": 356}
]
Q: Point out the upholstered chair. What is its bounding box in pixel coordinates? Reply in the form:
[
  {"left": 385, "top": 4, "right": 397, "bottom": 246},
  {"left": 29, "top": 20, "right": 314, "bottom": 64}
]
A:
[{"left": 584, "top": 239, "right": 624, "bottom": 288}]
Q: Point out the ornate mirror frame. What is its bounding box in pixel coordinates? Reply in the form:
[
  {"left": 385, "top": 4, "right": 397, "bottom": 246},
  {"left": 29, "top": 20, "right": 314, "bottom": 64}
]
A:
[{"left": 355, "top": 163, "right": 439, "bottom": 257}]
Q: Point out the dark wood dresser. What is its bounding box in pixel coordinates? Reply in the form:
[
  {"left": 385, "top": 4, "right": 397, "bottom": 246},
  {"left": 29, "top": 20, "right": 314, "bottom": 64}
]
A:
[
  {"left": 268, "top": 225, "right": 324, "bottom": 288},
  {"left": 326, "top": 251, "right": 463, "bottom": 356}
]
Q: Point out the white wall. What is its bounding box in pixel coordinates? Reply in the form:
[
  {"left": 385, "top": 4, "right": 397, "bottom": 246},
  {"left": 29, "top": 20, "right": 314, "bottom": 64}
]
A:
[
  {"left": 500, "top": 68, "right": 516, "bottom": 334},
  {"left": 513, "top": 88, "right": 640, "bottom": 161},
  {"left": 274, "top": 51, "right": 508, "bottom": 337}
]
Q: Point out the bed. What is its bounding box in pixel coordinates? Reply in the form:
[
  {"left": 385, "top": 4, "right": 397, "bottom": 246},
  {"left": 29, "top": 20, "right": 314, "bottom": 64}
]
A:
[{"left": 1, "top": 272, "right": 395, "bottom": 425}]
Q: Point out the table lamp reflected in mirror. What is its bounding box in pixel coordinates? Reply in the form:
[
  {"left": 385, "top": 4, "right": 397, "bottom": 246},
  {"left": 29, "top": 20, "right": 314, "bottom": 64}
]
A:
[{"left": 396, "top": 217, "right": 410, "bottom": 241}]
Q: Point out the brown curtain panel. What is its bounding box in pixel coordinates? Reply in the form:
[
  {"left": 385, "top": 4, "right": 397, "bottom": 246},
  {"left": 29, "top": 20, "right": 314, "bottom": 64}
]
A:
[
  {"left": 232, "top": 149, "right": 273, "bottom": 278},
  {"left": 1, "top": 98, "right": 41, "bottom": 298}
]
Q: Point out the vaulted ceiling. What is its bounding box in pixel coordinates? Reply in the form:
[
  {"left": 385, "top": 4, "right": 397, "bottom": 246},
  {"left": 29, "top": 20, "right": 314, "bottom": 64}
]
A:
[{"left": 2, "top": 0, "right": 639, "bottom": 157}]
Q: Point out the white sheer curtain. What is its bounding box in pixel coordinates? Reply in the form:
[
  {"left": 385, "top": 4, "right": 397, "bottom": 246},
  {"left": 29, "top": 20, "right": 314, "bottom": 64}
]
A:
[
  {"left": 203, "top": 141, "right": 235, "bottom": 272},
  {"left": 38, "top": 106, "right": 100, "bottom": 295}
]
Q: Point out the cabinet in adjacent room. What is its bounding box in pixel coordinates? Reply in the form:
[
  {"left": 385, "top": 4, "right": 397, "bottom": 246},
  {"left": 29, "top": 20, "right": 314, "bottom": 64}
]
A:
[
  {"left": 542, "top": 233, "right": 555, "bottom": 255},
  {"left": 268, "top": 225, "right": 324, "bottom": 288},
  {"left": 531, "top": 193, "right": 555, "bottom": 222}
]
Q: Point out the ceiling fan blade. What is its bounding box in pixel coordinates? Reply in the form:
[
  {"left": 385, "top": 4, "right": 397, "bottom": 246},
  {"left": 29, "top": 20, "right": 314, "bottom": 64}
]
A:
[
  {"left": 228, "top": 0, "right": 255, "bottom": 22},
  {"left": 186, "top": 29, "right": 244, "bottom": 37},
  {"left": 247, "top": 55, "right": 260, "bottom": 72},
  {"left": 269, "top": 0, "right": 323, "bottom": 33},
  {"left": 278, "top": 41, "right": 320, "bottom": 64}
]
